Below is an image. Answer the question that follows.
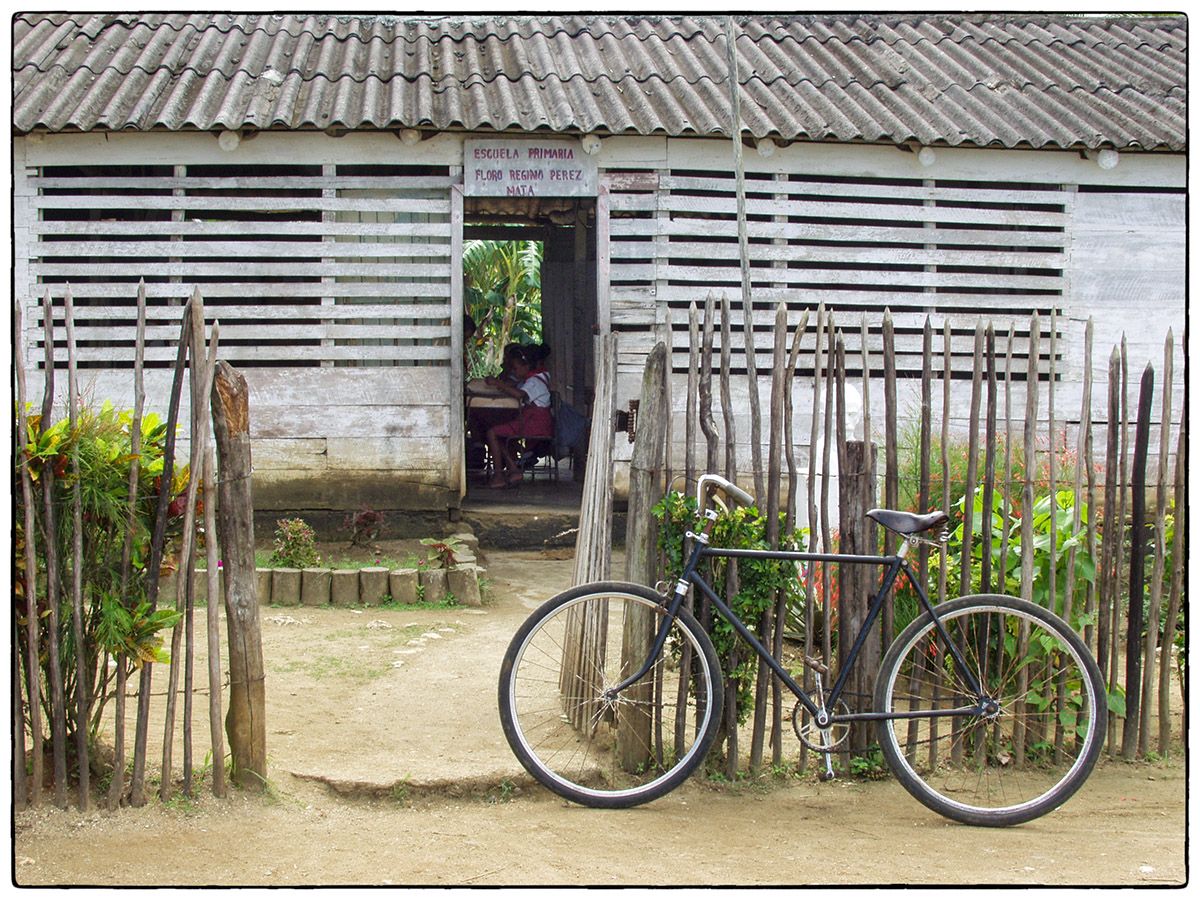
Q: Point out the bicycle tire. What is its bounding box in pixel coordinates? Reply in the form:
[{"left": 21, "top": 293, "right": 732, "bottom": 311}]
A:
[
  {"left": 875, "top": 594, "right": 1107, "bottom": 827},
  {"left": 498, "top": 581, "right": 723, "bottom": 808}
]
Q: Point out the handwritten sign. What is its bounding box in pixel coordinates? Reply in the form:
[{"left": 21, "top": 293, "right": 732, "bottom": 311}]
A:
[{"left": 464, "top": 139, "right": 597, "bottom": 198}]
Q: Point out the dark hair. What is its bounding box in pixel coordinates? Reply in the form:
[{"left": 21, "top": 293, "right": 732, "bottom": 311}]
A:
[{"left": 526, "top": 343, "right": 551, "bottom": 365}]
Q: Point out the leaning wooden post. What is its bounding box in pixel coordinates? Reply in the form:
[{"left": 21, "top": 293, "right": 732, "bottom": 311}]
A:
[
  {"left": 719, "top": 293, "right": 738, "bottom": 483},
  {"left": 685, "top": 301, "right": 700, "bottom": 494},
  {"left": 962, "top": 320, "right": 984, "bottom": 600},
  {"left": 698, "top": 292, "right": 720, "bottom": 478},
  {"left": 211, "top": 361, "right": 267, "bottom": 790},
  {"left": 774, "top": 310, "right": 807, "bottom": 766},
  {"left": 1097, "top": 346, "right": 1121, "bottom": 684},
  {"left": 162, "top": 293, "right": 220, "bottom": 801},
  {"left": 1062, "top": 319, "right": 1092, "bottom": 643},
  {"left": 981, "top": 324, "right": 997, "bottom": 594},
  {"left": 1157, "top": 417, "right": 1185, "bottom": 755},
  {"left": 933, "top": 319, "right": 952, "bottom": 770},
  {"left": 620, "top": 342, "right": 669, "bottom": 770},
  {"left": 39, "top": 289, "right": 69, "bottom": 809},
  {"left": 14, "top": 296, "right": 44, "bottom": 806},
  {"left": 1140, "top": 333, "right": 1172, "bottom": 757},
  {"left": 718, "top": 293, "right": 740, "bottom": 777},
  {"left": 1122, "top": 364, "right": 1153, "bottom": 760},
  {"left": 108, "top": 281, "right": 146, "bottom": 810},
  {"left": 130, "top": 301, "right": 192, "bottom": 807},
  {"left": 724, "top": 15, "right": 764, "bottom": 502},
  {"left": 63, "top": 287, "right": 91, "bottom": 809},
  {"left": 917, "top": 317, "right": 933, "bottom": 590},
  {"left": 749, "top": 304, "right": 789, "bottom": 774}
]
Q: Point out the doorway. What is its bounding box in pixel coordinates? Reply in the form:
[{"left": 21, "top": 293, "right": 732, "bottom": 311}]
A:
[{"left": 461, "top": 197, "right": 598, "bottom": 503}]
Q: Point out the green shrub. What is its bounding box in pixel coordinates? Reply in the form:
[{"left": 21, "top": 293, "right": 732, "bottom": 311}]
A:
[
  {"left": 268, "top": 518, "right": 320, "bottom": 568},
  {"left": 653, "top": 491, "right": 804, "bottom": 724}
]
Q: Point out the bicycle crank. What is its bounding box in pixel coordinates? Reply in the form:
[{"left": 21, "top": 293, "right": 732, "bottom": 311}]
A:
[{"left": 792, "top": 699, "right": 850, "bottom": 753}]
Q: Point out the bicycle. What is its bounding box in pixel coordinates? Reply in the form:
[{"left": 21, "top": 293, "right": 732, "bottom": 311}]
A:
[{"left": 498, "top": 473, "right": 1106, "bottom": 826}]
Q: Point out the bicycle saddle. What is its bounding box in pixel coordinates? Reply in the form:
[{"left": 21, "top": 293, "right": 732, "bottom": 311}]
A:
[{"left": 866, "top": 508, "right": 949, "bottom": 535}]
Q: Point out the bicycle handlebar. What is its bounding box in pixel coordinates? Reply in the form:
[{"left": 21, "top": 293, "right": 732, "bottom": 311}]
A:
[{"left": 696, "top": 473, "right": 756, "bottom": 509}]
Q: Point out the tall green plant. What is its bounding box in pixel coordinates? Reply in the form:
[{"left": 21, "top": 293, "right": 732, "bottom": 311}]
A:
[
  {"left": 15, "top": 400, "right": 184, "bottom": 746},
  {"left": 928, "top": 486, "right": 1096, "bottom": 630},
  {"left": 463, "top": 239, "right": 543, "bottom": 377}
]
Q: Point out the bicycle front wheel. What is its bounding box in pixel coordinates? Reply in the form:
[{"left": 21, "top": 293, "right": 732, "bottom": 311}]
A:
[
  {"left": 498, "top": 581, "right": 723, "bottom": 808},
  {"left": 875, "top": 594, "right": 1106, "bottom": 827}
]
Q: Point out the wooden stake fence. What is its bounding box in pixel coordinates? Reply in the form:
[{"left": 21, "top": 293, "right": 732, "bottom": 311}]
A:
[
  {"left": 625, "top": 297, "right": 1186, "bottom": 774},
  {"left": 13, "top": 286, "right": 264, "bottom": 809}
]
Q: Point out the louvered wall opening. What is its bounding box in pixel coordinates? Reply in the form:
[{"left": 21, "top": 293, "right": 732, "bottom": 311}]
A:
[
  {"left": 31, "top": 163, "right": 454, "bottom": 370},
  {"left": 608, "top": 168, "right": 1068, "bottom": 382}
]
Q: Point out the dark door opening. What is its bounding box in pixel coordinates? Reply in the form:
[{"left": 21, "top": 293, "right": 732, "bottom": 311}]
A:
[{"left": 462, "top": 197, "right": 597, "bottom": 502}]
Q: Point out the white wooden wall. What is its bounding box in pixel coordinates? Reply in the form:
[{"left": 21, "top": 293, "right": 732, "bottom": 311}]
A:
[
  {"left": 14, "top": 131, "right": 465, "bottom": 511},
  {"left": 599, "top": 137, "right": 1185, "bottom": 494},
  {"left": 14, "top": 131, "right": 1184, "bottom": 511}
]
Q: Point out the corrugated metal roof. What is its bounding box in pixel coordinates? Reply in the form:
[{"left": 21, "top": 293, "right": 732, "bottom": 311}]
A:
[{"left": 11, "top": 12, "right": 1186, "bottom": 150}]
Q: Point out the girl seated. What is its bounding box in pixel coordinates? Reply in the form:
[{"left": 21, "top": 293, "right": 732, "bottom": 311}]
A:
[{"left": 483, "top": 345, "right": 552, "bottom": 488}]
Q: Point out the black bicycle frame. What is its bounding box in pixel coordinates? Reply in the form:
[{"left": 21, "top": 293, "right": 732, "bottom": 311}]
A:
[{"left": 613, "top": 537, "right": 988, "bottom": 726}]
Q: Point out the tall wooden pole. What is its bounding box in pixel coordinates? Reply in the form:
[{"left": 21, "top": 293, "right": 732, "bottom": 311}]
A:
[
  {"left": 63, "top": 287, "right": 90, "bottom": 809},
  {"left": 1140, "top": 333, "right": 1172, "bottom": 756},
  {"left": 14, "top": 295, "right": 43, "bottom": 806},
  {"left": 1122, "top": 364, "right": 1153, "bottom": 760},
  {"left": 108, "top": 281, "right": 146, "bottom": 809},
  {"left": 724, "top": 15, "right": 764, "bottom": 500},
  {"left": 40, "top": 290, "right": 68, "bottom": 808},
  {"left": 130, "top": 302, "right": 192, "bottom": 807}
]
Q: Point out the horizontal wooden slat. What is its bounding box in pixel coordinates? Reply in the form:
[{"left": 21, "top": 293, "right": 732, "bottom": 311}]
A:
[
  {"left": 251, "top": 439, "right": 450, "bottom": 472},
  {"left": 613, "top": 262, "right": 1064, "bottom": 290},
  {"left": 33, "top": 261, "right": 452, "bottom": 279},
  {"left": 245, "top": 365, "right": 448, "bottom": 402},
  {"left": 35, "top": 282, "right": 451, "bottom": 300},
  {"left": 611, "top": 241, "right": 1064, "bottom": 269},
  {"left": 650, "top": 287, "right": 1065, "bottom": 312},
  {"left": 250, "top": 404, "right": 448, "bottom": 440},
  {"left": 33, "top": 195, "right": 451, "bottom": 215},
  {"left": 34, "top": 220, "right": 453, "bottom": 239},
  {"left": 31, "top": 175, "right": 458, "bottom": 191},
  {"left": 41, "top": 302, "right": 449, "bottom": 321},
  {"left": 44, "top": 345, "right": 450, "bottom": 363},
  {"left": 60, "top": 323, "right": 448, "bottom": 342},
  {"left": 661, "top": 174, "right": 1072, "bottom": 207},
  {"left": 658, "top": 193, "right": 1067, "bottom": 227},
  {"left": 34, "top": 239, "right": 454, "bottom": 259}
]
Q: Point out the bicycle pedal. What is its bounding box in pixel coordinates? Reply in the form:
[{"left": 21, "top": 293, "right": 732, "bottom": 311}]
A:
[{"left": 820, "top": 752, "right": 836, "bottom": 782}]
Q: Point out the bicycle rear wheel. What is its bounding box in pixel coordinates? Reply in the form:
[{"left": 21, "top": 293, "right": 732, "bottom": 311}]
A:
[
  {"left": 875, "top": 594, "right": 1106, "bottom": 826},
  {"left": 498, "top": 581, "right": 723, "bottom": 808}
]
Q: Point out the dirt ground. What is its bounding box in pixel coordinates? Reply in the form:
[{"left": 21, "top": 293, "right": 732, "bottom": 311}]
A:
[{"left": 11, "top": 544, "right": 1190, "bottom": 887}]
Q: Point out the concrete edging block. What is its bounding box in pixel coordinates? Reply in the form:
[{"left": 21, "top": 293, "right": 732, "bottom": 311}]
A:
[
  {"left": 330, "top": 570, "right": 360, "bottom": 607},
  {"left": 272, "top": 568, "right": 301, "bottom": 606},
  {"left": 301, "top": 568, "right": 332, "bottom": 606}
]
